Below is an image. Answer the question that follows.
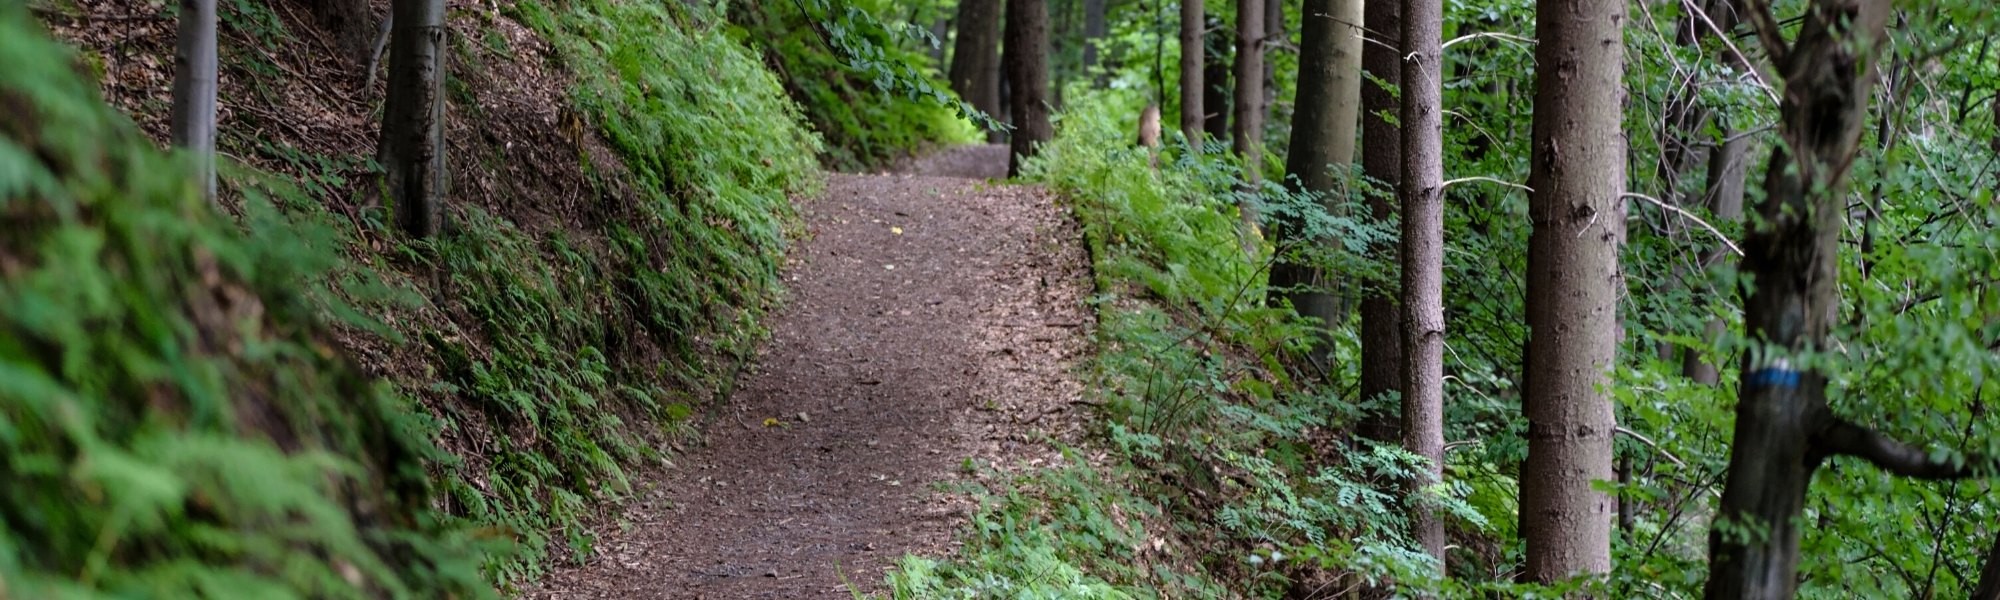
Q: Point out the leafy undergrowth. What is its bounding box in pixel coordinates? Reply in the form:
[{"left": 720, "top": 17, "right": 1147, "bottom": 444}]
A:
[
  {"left": 17, "top": 0, "right": 823, "bottom": 593},
  {"left": 727, "top": 0, "right": 978, "bottom": 171},
  {"left": 869, "top": 91, "right": 1473, "bottom": 599},
  {"left": 0, "top": 7, "right": 492, "bottom": 598}
]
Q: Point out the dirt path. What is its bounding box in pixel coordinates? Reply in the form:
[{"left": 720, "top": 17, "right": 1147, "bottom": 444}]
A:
[{"left": 528, "top": 145, "right": 1093, "bottom": 599}]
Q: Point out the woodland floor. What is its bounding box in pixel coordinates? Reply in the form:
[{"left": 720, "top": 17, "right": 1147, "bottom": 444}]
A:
[{"left": 526, "top": 145, "right": 1095, "bottom": 599}]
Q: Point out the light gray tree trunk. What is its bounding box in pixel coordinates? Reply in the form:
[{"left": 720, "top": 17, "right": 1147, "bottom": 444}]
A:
[
  {"left": 377, "top": 0, "right": 448, "bottom": 238},
  {"left": 1270, "top": 0, "right": 1363, "bottom": 364},
  {"left": 1396, "top": 0, "right": 1443, "bottom": 566},
  {"left": 169, "top": 0, "right": 218, "bottom": 201},
  {"left": 1004, "top": 0, "right": 1052, "bottom": 176},
  {"left": 1355, "top": 0, "right": 1401, "bottom": 444},
  {"left": 1682, "top": 127, "right": 1747, "bottom": 384},
  {"left": 1520, "top": 0, "right": 1625, "bottom": 581},
  {"left": 1179, "top": 0, "right": 1204, "bottom": 143}
]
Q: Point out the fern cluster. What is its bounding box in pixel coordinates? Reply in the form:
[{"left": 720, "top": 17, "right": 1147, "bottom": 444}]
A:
[{"left": 0, "top": 6, "right": 491, "bottom": 598}]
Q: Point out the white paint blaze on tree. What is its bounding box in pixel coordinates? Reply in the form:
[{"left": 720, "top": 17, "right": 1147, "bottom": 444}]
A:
[
  {"left": 1521, "top": 0, "right": 1626, "bottom": 583},
  {"left": 377, "top": 0, "right": 448, "bottom": 238},
  {"left": 168, "top": 0, "right": 218, "bottom": 200}
]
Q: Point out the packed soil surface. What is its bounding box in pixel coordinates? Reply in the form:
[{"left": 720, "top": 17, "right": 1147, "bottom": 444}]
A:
[{"left": 527, "top": 145, "right": 1094, "bottom": 599}]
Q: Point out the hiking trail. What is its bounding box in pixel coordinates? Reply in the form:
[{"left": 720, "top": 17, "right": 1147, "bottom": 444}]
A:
[{"left": 527, "top": 144, "right": 1095, "bottom": 599}]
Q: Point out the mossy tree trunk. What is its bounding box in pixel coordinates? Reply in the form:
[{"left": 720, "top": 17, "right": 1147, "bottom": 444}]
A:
[
  {"left": 168, "top": 0, "right": 217, "bottom": 201},
  {"left": 1003, "top": 0, "right": 1052, "bottom": 176},
  {"left": 377, "top": 0, "right": 447, "bottom": 239},
  {"left": 1397, "top": 0, "right": 1444, "bottom": 566},
  {"left": 1520, "top": 0, "right": 1625, "bottom": 582}
]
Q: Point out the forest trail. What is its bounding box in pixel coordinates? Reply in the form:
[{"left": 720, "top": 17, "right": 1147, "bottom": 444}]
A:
[{"left": 527, "top": 145, "right": 1093, "bottom": 599}]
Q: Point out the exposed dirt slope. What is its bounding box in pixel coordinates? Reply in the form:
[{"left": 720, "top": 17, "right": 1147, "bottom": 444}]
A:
[{"left": 528, "top": 145, "right": 1094, "bottom": 598}]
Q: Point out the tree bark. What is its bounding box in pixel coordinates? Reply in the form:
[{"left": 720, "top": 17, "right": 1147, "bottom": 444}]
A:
[
  {"left": 169, "top": 0, "right": 218, "bottom": 201},
  {"left": 1004, "top": 0, "right": 1053, "bottom": 176},
  {"left": 951, "top": 0, "right": 1005, "bottom": 143},
  {"left": 1397, "top": 0, "right": 1443, "bottom": 566},
  {"left": 1520, "top": 0, "right": 1625, "bottom": 582},
  {"left": 1232, "top": 0, "right": 1264, "bottom": 182},
  {"left": 1180, "top": 0, "right": 1205, "bottom": 143},
  {"left": 1262, "top": 0, "right": 1283, "bottom": 126},
  {"left": 1083, "top": 0, "right": 1106, "bottom": 74},
  {"left": 1270, "top": 0, "right": 1363, "bottom": 363},
  {"left": 1972, "top": 532, "right": 2000, "bottom": 600},
  {"left": 1356, "top": 0, "right": 1401, "bottom": 445},
  {"left": 1699, "top": 1, "right": 1899, "bottom": 598},
  {"left": 302, "top": 0, "right": 374, "bottom": 68},
  {"left": 377, "top": 0, "right": 448, "bottom": 239},
  {"left": 1204, "top": 26, "right": 1234, "bottom": 143},
  {"left": 1682, "top": 127, "right": 1748, "bottom": 384}
]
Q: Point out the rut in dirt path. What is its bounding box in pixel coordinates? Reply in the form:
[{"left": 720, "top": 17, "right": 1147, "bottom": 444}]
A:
[{"left": 528, "top": 145, "right": 1094, "bottom": 599}]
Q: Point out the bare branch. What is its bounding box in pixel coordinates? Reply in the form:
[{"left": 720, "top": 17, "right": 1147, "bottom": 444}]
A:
[
  {"left": 1443, "top": 176, "right": 1532, "bottom": 194},
  {"left": 1623, "top": 193, "right": 1744, "bottom": 257},
  {"left": 1616, "top": 426, "right": 1690, "bottom": 470},
  {"left": 1813, "top": 418, "right": 1994, "bottom": 480},
  {"left": 1680, "top": 0, "right": 1781, "bottom": 105},
  {"left": 1736, "top": 0, "right": 1792, "bottom": 69},
  {"left": 1442, "top": 32, "right": 1536, "bottom": 51}
]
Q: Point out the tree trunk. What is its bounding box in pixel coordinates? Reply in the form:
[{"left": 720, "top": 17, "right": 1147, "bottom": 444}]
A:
[
  {"left": 1520, "top": 0, "right": 1625, "bottom": 582},
  {"left": 302, "top": 0, "right": 374, "bottom": 67},
  {"left": 1204, "top": 27, "right": 1234, "bottom": 143},
  {"left": 1270, "top": 0, "right": 1363, "bottom": 363},
  {"left": 951, "top": 0, "right": 1005, "bottom": 144},
  {"left": 1698, "top": 2, "right": 1961, "bottom": 599},
  {"left": 1355, "top": 0, "right": 1401, "bottom": 445},
  {"left": 1231, "top": 0, "right": 1264, "bottom": 181},
  {"left": 1180, "top": 0, "right": 1205, "bottom": 143},
  {"left": 1262, "top": 0, "right": 1283, "bottom": 126},
  {"left": 1682, "top": 127, "right": 1748, "bottom": 384},
  {"left": 1083, "top": 0, "right": 1106, "bottom": 74},
  {"left": 1397, "top": 0, "right": 1443, "bottom": 566},
  {"left": 169, "top": 0, "right": 218, "bottom": 201},
  {"left": 377, "top": 0, "right": 448, "bottom": 239},
  {"left": 1972, "top": 532, "right": 2000, "bottom": 600},
  {"left": 930, "top": 16, "right": 951, "bottom": 67},
  {"left": 1004, "top": 0, "right": 1053, "bottom": 176}
]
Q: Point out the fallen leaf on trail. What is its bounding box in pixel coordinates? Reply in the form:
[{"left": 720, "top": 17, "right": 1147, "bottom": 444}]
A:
[
  {"left": 762, "top": 418, "right": 780, "bottom": 427},
  {"left": 797, "top": 412, "right": 810, "bottom": 423},
  {"left": 891, "top": 227, "right": 903, "bottom": 234},
  {"left": 884, "top": 264, "right": 895, "bottom": 270}
]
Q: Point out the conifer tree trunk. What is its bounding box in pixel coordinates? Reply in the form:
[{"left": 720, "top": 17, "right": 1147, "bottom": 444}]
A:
[
  {"left": 1083, "top": 0, "right": 1106, "bottom": 74},
  {"left": 1004, "top": 0, "right": 1052, "bottom": 176},
  {"left": 1204, "top": 28, "right": 1234, "bottom": 143},
  {"left": 951, "top": 0, "right": 1005, "bottom": 144},
  {"left": 1356, "top": 0, "right": 1401, "bottom": 444},
  {"left": 1179, "top": 0, "right": 1205, "bottom": 143},
  {"left": 1232, "top": 0, "right": 1264, "bottom": 181},
  {"left": 377, "top": 0, "right": 447, "bottom": 238},
  {"left": 1698, "top": 1, "right": 1993, "bottom": 598},
  {"left": 1520, "top": 0, "right": 1625, "bottom": 581},
  {"left": 1271, "top": 0, "right": 1363, "bottom": 361},
  {"left": 1396, "top": 0, "right": 1443, "bottom": 565},
  {"left": 169, "top": 0, "right": 218, "bottom": 201},
  {"left": 1261, "top": 0, "right": 1282, "bottom": 125}
]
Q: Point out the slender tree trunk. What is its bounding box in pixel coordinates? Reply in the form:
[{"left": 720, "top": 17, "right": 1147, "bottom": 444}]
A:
[
  {"left": 1271, "top": 0, "right": 1363, "bottom": 363},
  {"left": 378, "top": 0, "right": 448, "bottom": 238},
  {"left": 1004, "top": 0, "right": 1053, "bottom": 176},
  {"left": 951, "top": 0, "right": 1005, "bottom": 143},
  {"left": 1262, "top": 0, "right": 1283, "bottom": 126},
  {"left": 1682, "top": 128, "right": 1748, "bottom": 384},
  {"left": 1180, "top": 0, "right": 1205, "bottom": 143},
  {"left": 1973, "top": 533, "right": 2000, "bottom": 600},
  {"left": 1204, "top": 27, "right": 1234, "bottom": 143},
  {"left": 1520, "top": 0, "right": 1625, "bottom": 582},
  {"left": 169, "top": 0, "right": 218, "bottom": 201},
  {"left": 1083, "top": 0, "right": 1106, "bottom": 76},
  {"left": 1356, "top": 0, "right": 1401, "bottom": 444},
  {"left": 931, "top": 16, "right": 951, "bottom": 66},
  {"left": 303, "top": 0, "right": 374, "bottom": 67},
  {"left": 1232, "top": 0, "right": 1264, "bottom": 180},
  {"left": 1396, "top": 0, "right": 1443, "bottom": 566}
]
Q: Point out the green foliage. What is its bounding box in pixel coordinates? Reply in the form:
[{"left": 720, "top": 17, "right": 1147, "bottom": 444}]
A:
[
  {"left": 0, "top": 6, "right": 491, "bottom": 597},
  {"left": 727, "top": 0, "right": 979, "bottom": 171}
]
